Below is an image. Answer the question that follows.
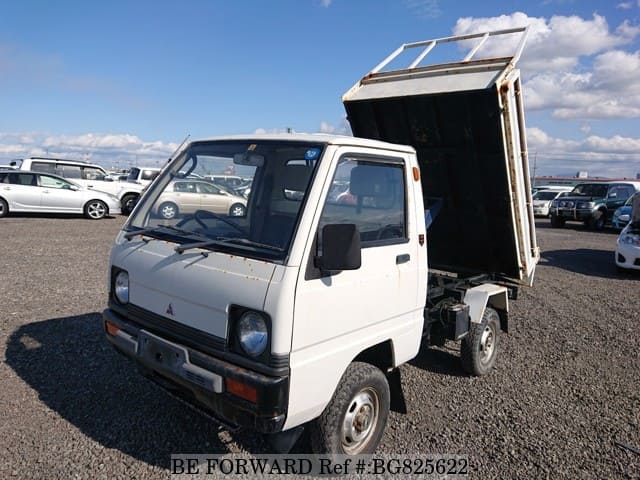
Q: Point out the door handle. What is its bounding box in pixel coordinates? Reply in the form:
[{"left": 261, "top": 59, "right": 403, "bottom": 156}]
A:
[{"left": 396, "top": 253, "right": 410, "bottom": 264}]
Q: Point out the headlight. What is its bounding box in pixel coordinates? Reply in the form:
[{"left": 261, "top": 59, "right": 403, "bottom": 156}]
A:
[
  {"left": 237, "top": 311, "right": 268, "bottom": 357},
  {"left": 620, "top": 233, "right": 640, "bottom": 246},
  {"left": 114, "top": 270, "right": 129, "bottom": 304},
  {"left": 619, "top": 214, "right": 630, "bottom": 222},
  {"left": 577, "top": 201, "right": 594, "bottom": 209}
]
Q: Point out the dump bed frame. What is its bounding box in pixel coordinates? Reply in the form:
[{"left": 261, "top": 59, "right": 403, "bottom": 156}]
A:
[{"left": 343, "top": 27, "right": 538, "bottom": 286}]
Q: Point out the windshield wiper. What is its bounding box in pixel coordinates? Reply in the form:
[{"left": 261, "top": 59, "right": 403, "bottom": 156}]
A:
[
  {"left": 124, "top": 228, "right": 158, "bottom": 240},
  {"left": 174, "top": 239, "right": 223, "bottom": 254},
  {"left": 215, "top": 237, "right": 285, "bottom": 252}
]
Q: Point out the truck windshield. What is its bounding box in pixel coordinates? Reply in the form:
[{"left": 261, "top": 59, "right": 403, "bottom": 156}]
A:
[{"left": 126, "top": 140, "right": 324, "bottom": 261}]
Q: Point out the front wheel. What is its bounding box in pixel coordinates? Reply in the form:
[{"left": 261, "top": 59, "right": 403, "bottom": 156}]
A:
[
  {"left": 84, "top": 200, "right": 108, "bottom": 220},
  {"left": 460, "top": 307, "right": 501, "bottom": 376},
  {"left": 121, "top": 193, "right": 138, "bottom": 215},
  {"left": 309, "top": 362, "right": 390, "bottom": 455},
  {"left": 229, "top": 203, "right": 246, "bottom": 217},
  {"left": 587, "top": 210, "right": 606, "bottom": 230},
  {"left": 159, "top": 202, "right": 178, "bottom": 219},
  {"left": 0, "top": 198, "right": 8, "bottom": 218}
]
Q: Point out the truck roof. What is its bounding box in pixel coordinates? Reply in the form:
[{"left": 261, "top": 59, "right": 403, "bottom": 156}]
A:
[{"left": 190, "top": 133, "right": 416, "bottom": 154}]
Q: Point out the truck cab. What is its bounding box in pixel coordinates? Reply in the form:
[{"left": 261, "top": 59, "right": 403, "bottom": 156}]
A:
[{"left": 104, "top": 135, "right": 426, "bottom": 449}]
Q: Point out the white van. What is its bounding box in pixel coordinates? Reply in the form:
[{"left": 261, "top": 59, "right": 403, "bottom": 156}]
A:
[{"left": 16, "top": 157, "right": 144, "bottom": 214}]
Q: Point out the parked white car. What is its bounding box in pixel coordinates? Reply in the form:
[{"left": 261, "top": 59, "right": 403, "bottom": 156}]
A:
[
  {"left": 532, "top": 189, "right": 571, "bottom": 217},
  {"left": 615, "top": 222, "right": 640, "bottom": 271},
  {"left": 15, "top": 157, "right": 144, "bottom": 214},
  {"left": 125, "top": 167, "right": 161, "bottom": 186},
  {"left": 0, "top": 170, "right": 121, "bottom": 219}
]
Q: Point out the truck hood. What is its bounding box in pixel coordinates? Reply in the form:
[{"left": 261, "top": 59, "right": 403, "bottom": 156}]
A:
[{"left": 110, "top": 237, "right": 275, "bottom": 341}]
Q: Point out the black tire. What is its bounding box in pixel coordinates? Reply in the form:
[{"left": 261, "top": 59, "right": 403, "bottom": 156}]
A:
[
  {"left": 121, "top": 193, "right": 138, "bottom": 215},
  {"left": 0, "top": 198, "right": 7, "bottom": 218},
  {"left": 587, "top": 210, "right": 606, "bottom": 230},
  {"left": 461, "top": 307, "right": 501, "bottom": 376},
  {"left": 550, "top": 214, "right": 565, "bottom": 228},
  {"left": 308, "top": 362, "right": 390, "bottom": 455},
  {"left": 84, "top": 200, "right": 108, "bottom": 220},
  {"left": 229, "top": 203, "right": 246, "bottom": 217},
  {"left": 159, "top": 202, "right": 178, "bottom": 219}
]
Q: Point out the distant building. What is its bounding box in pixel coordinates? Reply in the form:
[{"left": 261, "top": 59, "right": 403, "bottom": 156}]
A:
[{"left": 576, "top": 171, "right": 589, "bottom": 178}]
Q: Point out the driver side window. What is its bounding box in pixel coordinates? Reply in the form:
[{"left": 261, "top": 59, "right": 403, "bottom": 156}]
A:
[{"left": 318, "top": 156, "right": 407, "bottom": 247}]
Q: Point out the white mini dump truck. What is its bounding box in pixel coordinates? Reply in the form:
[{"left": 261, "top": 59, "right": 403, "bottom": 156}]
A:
[{"left": 103, "top": 27, "right": 538, "bottom": 454}]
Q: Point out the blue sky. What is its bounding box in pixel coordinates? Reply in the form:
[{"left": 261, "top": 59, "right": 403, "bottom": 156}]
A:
[{"left": 1, "top": 0, "right": 640, "bottom": 177}]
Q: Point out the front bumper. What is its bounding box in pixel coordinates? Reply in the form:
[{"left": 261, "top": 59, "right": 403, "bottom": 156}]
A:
[
  {"left": 615, "top": 243, "right": 640, "bottom": 270},
  {"left": 551, "top": 207, "right": 594, "bottom": 222},
  {"left": 103, "top": 308, "right": 288, "bottom": 433},
  {"left": 533, "top": 206, "right": 549, "bottom": 216}
]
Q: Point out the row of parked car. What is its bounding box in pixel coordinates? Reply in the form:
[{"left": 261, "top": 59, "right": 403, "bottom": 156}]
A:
[
  {"left": 0, "top": 157, "right": 255, "bottom": 221},
  {"left": 532, "top": 181, "right": 640, "bottom": 272}
]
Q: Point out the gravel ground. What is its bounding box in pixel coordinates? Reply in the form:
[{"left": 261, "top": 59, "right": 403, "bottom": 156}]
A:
[{"left": 0, "top": 214, "right": 639, "bottom": 479}]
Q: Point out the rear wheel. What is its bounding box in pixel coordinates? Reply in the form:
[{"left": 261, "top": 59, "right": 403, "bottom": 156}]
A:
[
  {"left": 0, "top": 198, "right": 8, "bottom": 218},
  {"left": 461, "top": 307, "right": 501, "bottom": 376},
  {"left": 159, "top": 202, "right": 178, "bottom": 219},
  {"left": 84, "top": 200, "right": 108, "bottom": 220},
  {"left": 550, "top": 214, "right": 565, "bottom": 228},
  {"left": 309, "top": 362, "right": 390, "bottom": 455}
]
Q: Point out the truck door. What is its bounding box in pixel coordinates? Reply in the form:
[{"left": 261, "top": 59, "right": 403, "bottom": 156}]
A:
[{"left": 290, "top": 149, "right": 424, "bottom": 419}]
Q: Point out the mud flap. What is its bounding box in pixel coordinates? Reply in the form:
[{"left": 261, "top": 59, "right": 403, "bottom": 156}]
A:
[{"left": 387, "top": 368, "right": 407, "bottom": 414}]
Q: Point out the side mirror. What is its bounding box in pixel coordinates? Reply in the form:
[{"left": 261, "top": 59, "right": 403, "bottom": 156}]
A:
[
  {"left": 315, "top": 224, "right": 361, "bottom": 272},
  {"left": 69, "top": 185, "right": 79, "bottom": 191}
]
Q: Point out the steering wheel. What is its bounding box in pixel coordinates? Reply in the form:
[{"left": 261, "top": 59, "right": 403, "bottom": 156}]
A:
[{"left": 191, "top": 209, "right": 246, "bottom": 235}]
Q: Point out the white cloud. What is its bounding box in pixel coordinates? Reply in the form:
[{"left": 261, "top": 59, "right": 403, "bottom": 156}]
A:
[
  {"left": 527, "top": 127, "right": 640, "bottom": 177},
  {"left": 253, "top": 127, "right": 292, "bottom": 134},
  {"left": 320, "top": 0, "right": 332, "bottom": 7},
  {"left": 0, "top": 132, "right": 177, "bottom": 169},
  {"left": 452, "top": 13, "right": 640, "bottom": 120},
  {"left": 617, "top": 1, "right": 633, "bottom": 8},
  {"left": 317, "top": 118, "right": 352, "bottom": 136},
  {"left": 404, "top": 0, "right": 442, "bottom": 19}
]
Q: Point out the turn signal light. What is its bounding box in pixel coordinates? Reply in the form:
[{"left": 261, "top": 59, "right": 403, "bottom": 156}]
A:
[
  {"left": 225, "top": 377, "right": 257, "bottom": 403},
  {"left": 105, "top": 321, "right": 120, "bottom": 336}
]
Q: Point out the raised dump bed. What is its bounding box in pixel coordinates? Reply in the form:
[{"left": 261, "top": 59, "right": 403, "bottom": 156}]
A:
[{"left": 343, "top": 27, "right": 538, "bottom": 286}]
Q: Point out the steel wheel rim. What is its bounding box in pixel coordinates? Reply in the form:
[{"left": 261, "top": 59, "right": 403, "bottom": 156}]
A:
[
  {"left": 88, "top": 202, "right": 105, "bottom": 219},
  {"left": 341, "top": 387, "right": 379, "bottom": 454},
  {"left": 0, "top": 203, "right": 5, "bottom": 215},
  {"left": 479, "top": 324, "right": 496, "bottom": 364}
]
